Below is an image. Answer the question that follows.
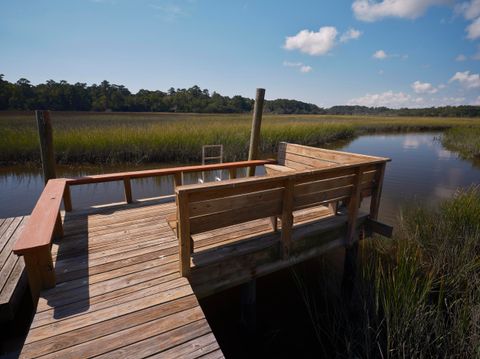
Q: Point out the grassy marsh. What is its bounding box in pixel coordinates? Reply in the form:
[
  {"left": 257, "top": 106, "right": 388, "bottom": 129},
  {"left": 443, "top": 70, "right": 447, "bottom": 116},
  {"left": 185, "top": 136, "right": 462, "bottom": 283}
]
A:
[
  {"left": 1, "top": 111, "right": 480, "bottom": 165},
  {"left": 442, "top": 127, "right": 480, "bottom": 160}
]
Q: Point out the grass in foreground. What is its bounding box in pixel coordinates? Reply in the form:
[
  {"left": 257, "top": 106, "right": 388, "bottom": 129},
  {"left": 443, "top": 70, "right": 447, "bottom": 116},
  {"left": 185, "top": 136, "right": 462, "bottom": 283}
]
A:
[
  {"left": 442, "top": 126, "right": 480, "bottom": 160},
  {"left": 293, "top": 186, "right": 480, "bottom": 358},
  {"left": 1, "top": 111, "right": 480, "bottom": 165}
]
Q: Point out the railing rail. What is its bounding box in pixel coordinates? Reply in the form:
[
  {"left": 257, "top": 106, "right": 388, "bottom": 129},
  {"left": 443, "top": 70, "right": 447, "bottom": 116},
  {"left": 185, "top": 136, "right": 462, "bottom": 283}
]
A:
[{"left": 63, "top": 159, "right": 275, "bottom": 211}]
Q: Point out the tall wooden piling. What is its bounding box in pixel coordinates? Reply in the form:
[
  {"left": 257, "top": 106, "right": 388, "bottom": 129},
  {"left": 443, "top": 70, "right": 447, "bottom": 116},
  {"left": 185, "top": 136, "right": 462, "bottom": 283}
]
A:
[
  {"left": 35, "top": 110, "right": 56, "bottom": 184},
  {"left": 247, "top": 88, "right": 265, "bottom": 177}
]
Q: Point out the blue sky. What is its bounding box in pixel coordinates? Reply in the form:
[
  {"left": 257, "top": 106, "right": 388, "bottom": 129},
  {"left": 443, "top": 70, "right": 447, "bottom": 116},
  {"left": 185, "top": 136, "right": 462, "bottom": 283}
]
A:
[{"left": 1, "top": 0, "right": 480, "bottom": 107}]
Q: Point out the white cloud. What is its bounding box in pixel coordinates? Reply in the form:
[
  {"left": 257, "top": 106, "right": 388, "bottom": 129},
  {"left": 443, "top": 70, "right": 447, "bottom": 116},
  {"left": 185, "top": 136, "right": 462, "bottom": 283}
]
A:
[
  {"left": 347, "top": 91, "right": 420, "bottom": 108},
  {"left": 373, "top": 50, "right": 388, "bottom": 59},
  {"left": 283, "top": 61, "right": 313, "bottom": 73},
  {"left": 456, "top": 54, "right": 467, "bottom": 61},
  {"left": 438, "top": 83, "right": 447, "bottom": 89},
  {"left": 455, "top": 0, "right": 480, "bottom": 20},
  {"left": 473, "top": 95, "right": 480, "bottom": 105},
  {"left": 466, "top": 17, "right": 480, "bottom": 39},
  {"left": 378, "top": 69, "right": 385, "bottom": 75},
  {"left": 411, "top": 80, "right": 438, "bottom": 93},
  {"left": 284, "top": 27, "right": 338, "bottom": 56},
  {"left": 340, "top": 28, "right": 362, "bottom": 42},
  {"left": 300, "top": 65, "right": 313, "bottom": 73},
  {"left": 449, "top": 70, "right": 480, "bottom": 88},
  {"left": 283, "top": 61, "right": 303, "bottom": 67},
  {"left": 352, "top": 0, "right": 449, "bottom": 22}
]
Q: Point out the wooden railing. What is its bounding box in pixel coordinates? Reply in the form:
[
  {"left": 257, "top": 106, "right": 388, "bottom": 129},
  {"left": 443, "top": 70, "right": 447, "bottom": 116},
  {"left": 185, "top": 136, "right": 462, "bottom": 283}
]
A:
[
  {"left": 13, "top": 159, "right": 274, "bottom": 301},
  {"left": 175, "top": 160, "right": 388, "bottom": 277}
]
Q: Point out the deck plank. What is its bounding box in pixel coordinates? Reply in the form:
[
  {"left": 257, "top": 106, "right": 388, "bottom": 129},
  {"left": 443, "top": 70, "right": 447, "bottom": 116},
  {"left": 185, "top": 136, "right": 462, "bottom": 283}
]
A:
[{"left": 0, "top": 216, "right": 28, "bottom": 321}]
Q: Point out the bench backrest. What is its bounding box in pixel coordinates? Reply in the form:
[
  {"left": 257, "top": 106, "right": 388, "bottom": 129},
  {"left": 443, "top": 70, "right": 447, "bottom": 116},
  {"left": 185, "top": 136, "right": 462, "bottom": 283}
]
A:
[{"left": 277, "top": 142, "right": 381, "bottom": 170}]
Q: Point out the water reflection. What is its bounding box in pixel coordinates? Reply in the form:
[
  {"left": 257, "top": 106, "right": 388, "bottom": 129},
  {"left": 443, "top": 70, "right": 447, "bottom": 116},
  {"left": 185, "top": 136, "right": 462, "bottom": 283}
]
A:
[
  {"left": 338, "top": 132, "right": 480, "bottom": 224},
  {"left": 1, "top": 133, "right": 479, "bottom": 222}
]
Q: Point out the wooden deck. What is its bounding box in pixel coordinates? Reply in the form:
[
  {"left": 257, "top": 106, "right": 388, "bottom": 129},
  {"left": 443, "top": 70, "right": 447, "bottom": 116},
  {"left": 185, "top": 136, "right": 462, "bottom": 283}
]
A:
[
  {"left": 0, "top": 216, "right": 28, "bottom": 321},
  {"left": 11, "top": 144, "right": 391, "bottom": 357}
]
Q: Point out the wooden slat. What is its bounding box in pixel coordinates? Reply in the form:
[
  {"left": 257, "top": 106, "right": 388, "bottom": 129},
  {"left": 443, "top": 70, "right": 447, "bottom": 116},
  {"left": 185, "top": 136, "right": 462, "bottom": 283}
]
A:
[
  {"left": 190, "top": 199, "right": 283, "bottom": 235},
  {"left": 189, "top": 188, "right": 284, "bottom": 217}
]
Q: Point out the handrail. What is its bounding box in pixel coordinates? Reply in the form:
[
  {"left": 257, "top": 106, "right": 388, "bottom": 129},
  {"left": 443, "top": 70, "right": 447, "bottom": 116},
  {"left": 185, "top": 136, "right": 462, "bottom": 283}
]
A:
[
  {"left": 13, "top": 178, "right": 66, "bottom": 302},
  {"left": 63, "top": 159, "right": 275, "bottom": 211},
  {"left": 66, "top": 160, "right": 275, "bottom": 185}
]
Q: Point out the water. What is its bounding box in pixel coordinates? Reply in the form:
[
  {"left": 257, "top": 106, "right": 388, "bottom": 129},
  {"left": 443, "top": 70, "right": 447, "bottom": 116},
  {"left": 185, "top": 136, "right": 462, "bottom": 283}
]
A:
[
  {"left": 1, "top": 132, "right": 479, "bottom": 221},
  {"left": 338, "top": 132, "right": 480, "bottom": 224}
]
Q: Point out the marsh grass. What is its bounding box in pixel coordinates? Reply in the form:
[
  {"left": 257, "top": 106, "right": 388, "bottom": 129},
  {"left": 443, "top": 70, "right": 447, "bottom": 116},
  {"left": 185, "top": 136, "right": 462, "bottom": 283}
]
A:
[
  {"left": 442, "top": 127, "right": 480, "bottom": 160},
  {"left": 1, "top": 111, "right": 479, "bottom": 165},
  {"left": 293, "top": 187, "right": 480, "bottom": 358}
]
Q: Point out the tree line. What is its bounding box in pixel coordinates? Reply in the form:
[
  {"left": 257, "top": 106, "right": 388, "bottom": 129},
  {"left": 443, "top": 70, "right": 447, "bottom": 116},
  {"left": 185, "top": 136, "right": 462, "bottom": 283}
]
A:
[{"left": 1, "top": 75, "right": 479, "bottom": 117}]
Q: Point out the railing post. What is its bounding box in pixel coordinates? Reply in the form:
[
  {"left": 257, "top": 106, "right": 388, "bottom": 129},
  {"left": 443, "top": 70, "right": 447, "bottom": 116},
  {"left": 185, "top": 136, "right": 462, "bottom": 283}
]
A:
[
  {"left": 346, "top": 167, "right": 363, "bottom": 246},
  {"left": 35, "top": 110, "right": 56, "bottom": 184},
  {"left": 23, "top": 247, "right": 56, "bottom": 304},
  {"left": 247, "top": 88, "right": 265, "bottom": 177},
  {"left": 174, "top": 172, "right": 182, "bottom": 188},
  {"left": 369, "top": 163, "right": 386, "bottom": 220},
  {"left": 177, "top": 190, "right": 191, "bottom": 277},
  {"left": 63, "top": 184, "right": 72, "bottom": 212},
  {"left": 280, "top": 177, "right": 294, "bottom": 258},
  {"left": 228, "top": 168, "right": 237, "bottom": 179},
  {"left": 123, "top": 177, "right": 133, "bottom": 203}
]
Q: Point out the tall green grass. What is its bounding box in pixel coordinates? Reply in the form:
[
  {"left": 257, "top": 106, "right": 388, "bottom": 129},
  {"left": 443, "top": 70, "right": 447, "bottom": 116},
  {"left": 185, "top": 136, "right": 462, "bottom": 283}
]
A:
[
  {"left": 293, "top": 187, "right": 480, "bottom": 357},
  {"left": 442, "top": 127, "right": 480, "bottom": 160},
  {"left": 1, "top": 111, "right": 479, "bottom": 165}
]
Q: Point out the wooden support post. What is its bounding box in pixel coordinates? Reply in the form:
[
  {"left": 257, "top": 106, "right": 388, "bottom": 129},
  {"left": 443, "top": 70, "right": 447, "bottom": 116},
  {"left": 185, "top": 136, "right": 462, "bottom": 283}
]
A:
[
  {"left": 177, "top": 191, "right": 191, "bottom": 277},
  {"left": 346, "top": 167, "right": 363, "bottom": 246},
  {"left": 228, "top": 168, "right": 237, "bottom": 179},
  {"left": 281, "top": 178, "right": 294, "bottom": 258},
  {"left": 63, "top": 184, "right": 72, "bottom": 212},
  {"left": 53, "top": 212, "right": 63, "bottom": 239},
  {"left": 35, "top": 110, "right": 56, "bottom": 184},
  {"left": 23, "top": 247, "right": 55, "bottom": 304},
  {"left": 369, "top": 163, "right": 386, "bottom": 220},
  {"left": 270, "top": 216, "right": 278, "bottom": 232},
  {"left": 123, "top": 178, "right": 133, "bottom": 204},
  {"left": 240, "top": 279, "right": 256, "bottom": 335},
  {"left": 247, "top": 88, "right": 265, "bottom": 177},
  {"left": 174, "top": 172, "right": 182, "bottom": 188}
]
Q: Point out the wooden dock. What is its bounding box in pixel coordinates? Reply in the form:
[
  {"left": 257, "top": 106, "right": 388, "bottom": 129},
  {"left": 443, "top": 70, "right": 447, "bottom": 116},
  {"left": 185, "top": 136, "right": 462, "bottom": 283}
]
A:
[
  {"left": 0, "top": 216, "right": 28, "bottom": 322},
  {"left": 10, "top": 143, "right": 391, "bottom": 358}
]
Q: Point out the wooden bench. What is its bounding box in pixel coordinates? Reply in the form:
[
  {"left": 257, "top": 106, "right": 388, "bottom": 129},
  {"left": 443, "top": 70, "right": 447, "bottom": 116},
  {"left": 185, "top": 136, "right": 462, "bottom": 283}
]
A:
[
  {"left": 265, "top": 142, "right": 383, "bottom": 174},
  {"left": 174, "top": 149, "right": 389, "bottom": 276},
  {"left": 12, "top": 179, "right": 66, "bottom": 302}
]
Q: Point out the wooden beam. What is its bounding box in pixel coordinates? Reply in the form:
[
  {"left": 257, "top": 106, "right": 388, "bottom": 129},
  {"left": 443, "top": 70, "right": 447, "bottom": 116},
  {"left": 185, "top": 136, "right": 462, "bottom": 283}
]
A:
[
  {"left": 23, "top": 247, "right": 55, "bottom": 304},
  {"left": 63, "top": 184, "right": 72, "bottom": 212},
  {"left": 177, "top": 191, "right": 191, "bottom": 277},
  {"left": 280, "top": 178, "right": 294, "bottom": 258},
  {"left": 346, "top": 167, "right": 363, "bottom": 246},
  {"left": 228, "top": 168, "right": 236, "bottom": 179},
  {"left": 123, "top": 178, "right": 133, "bottom": 204},
  {"left": 173, "top": 173, "right": 182, "bottom": 188},
  {"left": 369, "top": 162, "right": 386, "bottom": 220},
  {"left": 35, "top": 110, "right": 56, "bottom": 184},
  {"left": 247, "top": 88, "right": 265, "bottom": 176}
]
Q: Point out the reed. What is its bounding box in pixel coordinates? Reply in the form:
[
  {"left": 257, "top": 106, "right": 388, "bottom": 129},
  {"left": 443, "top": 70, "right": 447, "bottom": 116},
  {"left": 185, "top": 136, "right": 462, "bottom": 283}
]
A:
[
  {"left": 1, "top": 111, "right": 479, "bottom": 165},
  {"left": 293, "top": 186, "right": 480, "bottom": 357},
  {"left": 442, "top": 126, "right": 480, "bottom": 160}
]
